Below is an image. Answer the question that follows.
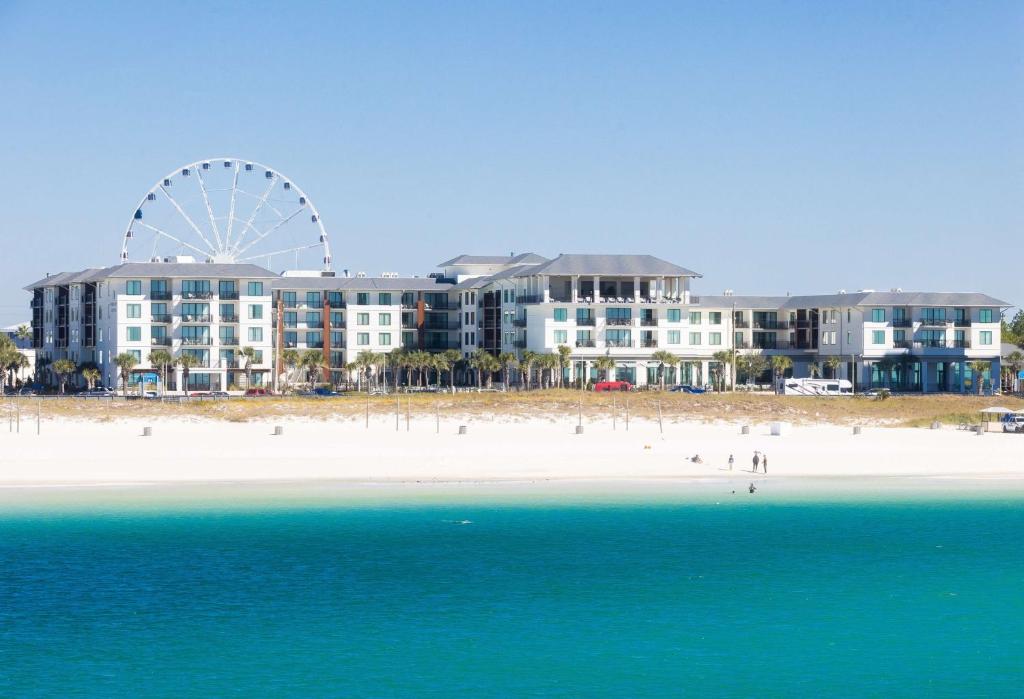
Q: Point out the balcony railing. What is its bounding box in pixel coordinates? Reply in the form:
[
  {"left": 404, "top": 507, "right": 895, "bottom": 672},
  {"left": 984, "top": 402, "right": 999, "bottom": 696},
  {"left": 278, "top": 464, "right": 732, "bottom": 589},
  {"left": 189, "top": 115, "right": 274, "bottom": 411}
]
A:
[
  {"left": 181, "top": 314, "right": 212, "bottom": 323},
  {"left": 219, "top": 291, "right": 239, "bottom": 300},
  {"left": 952, "top": 340, "right": 971, "bottom": 349},
  {"left": 640, "top": 318, "right": 658, "bottom": 326},
  {"left": 605, "top": 339, "right": 634, "bottom": 348},
  {"left": 892, "top": 319, "right": 913, "bottom": 328},
  {"left": 512, "top": 318, "right": 527, "bottom": 328},
  {"left": 220, "top": 314, "right": 239, "bottom": 323},
  {"left": 606, "top": 318, "right": 633, "bottom": 326},
  {"left": 150, "top": 291, "right": 172, "bottom": 301},
  {"left": 307, "top": 342, "right": 324, "bottom": 349},
  {"left": 753, "top": 320, "right": 789, "bottom": 330},
  {"left": 150, "top": 337, "right": 172, "bottom": 346},
  {"left": 914, "top": 340, "right": 946, "bottom": 349},
  {"left": 219, "top": 337, "right": 239, "bottom": 346},
  {"left": 182, "top": 291, "right": 213, "bottom": 300},
  {"left": 516, "top": 295, "right": 542, "bottom": 304},
  {"left": 954, "top": 319, "right": 971, "bottom": 327},
  {"left": 425, "top": 321, "right": 461, "bottom": 331},
  {"left": 425, "top": 301, "right": 459, "bottom": 311},
  {"left": 576, "top": 317, "right": 596, "bottom": 326},
  {"left": 640, "top": 339, "right": 658, "bottom": 348},
  {"left": 918, "top": 318, "right": 948, "bottom": 326},
  {"left": 893, "top": 340, "right": 913, "bottom": 349},
  {"left": 330, "top": 320, "right": 345, "bottom": 329},
  {"left": 151, "top": 314, "right": 172, "bottom": 324},
  {"left": 733, "top": 320, "right": 750, "bottom": 328},
  {"left": 575, "top": 339, "right": 596, "bottom": 348},
  {"left": 181, "top": 337, "right": 212, "bottom": 346}
]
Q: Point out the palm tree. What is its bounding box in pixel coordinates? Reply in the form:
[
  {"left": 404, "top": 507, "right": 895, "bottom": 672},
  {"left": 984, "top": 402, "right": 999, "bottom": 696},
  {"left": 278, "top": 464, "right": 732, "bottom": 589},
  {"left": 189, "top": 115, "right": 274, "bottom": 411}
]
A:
[
  {"left": 498, "top": 352, "right": 518, "bottom": 391},
  {"left": 968, "top": 360, "right": 990, "bottom": 395},
  {"left": 712, "top": 349, "right": 735, "bottom": 392},
  {"left": 239, "top": 346, "right": 257, "bottom": 389},
  {"left": 1005, "top": 351, "right": 1023, "bottom": 393},
  {"left": 651, "top": 350, "right": 678, "bottom": 390},
  {"left": 807, "top": 361, "right": 821, "bottom": 379},
  {"left": 388, "top": 348, "right": 408, "bottom": 390},
  {"left": 538, "top": 353, "right": 560, "bottom": 388},
  {"left": 52, "top": 358, "right": 77, "bottom": 395},
  {"left": 771, "top": 355, "right": 793, "bottom": 394},
  {"left": 469, "top": 349, "right": 499, "bottom": 389},
  {"left": 301, "top": 349, "right": 324, "bottom": 386},
  {"left": 441, "top": 349, "right": 461, "bottom": 390},
  {"left": 176, "top": 354, "right": 199, "bottom": 397},
  {"left": 82, "top": 367, "right": 101, "bottom": 391},
  {"left": 555, "top": 345, "right": 572, "bottom": 388},
  {"left": 5, "top": 352, "right": 30, "bottom": 390},
  {"left": 876, "top": 358, "right": 895, "bottom": 389},
  {"left": 147, "top": 349, "right": 173, "bottom": 396},
  {"left": 824, "top": 356, "right": 842, "bottom": 381},
  {"left": 15, "top": 324, "right": 31, "bottom": 343},
  {"left": 281, "top": 348, "right": 300, "bottom": 390},
  {"left": 594, "top": 353, "right": 616, "bottom": 382},
  {"left": 114, "top": 353, "right": 138, "bottom": 396},
  {"left": 519, "top": 350, "right": 538, "bottom": 389},
  {"left": 738, "top": 352, "right": 769, "bottom": 388}
]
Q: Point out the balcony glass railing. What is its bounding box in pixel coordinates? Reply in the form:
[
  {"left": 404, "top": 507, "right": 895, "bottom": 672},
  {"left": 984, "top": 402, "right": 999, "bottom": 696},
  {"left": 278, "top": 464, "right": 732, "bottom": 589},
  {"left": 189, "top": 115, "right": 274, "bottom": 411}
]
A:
[
  {"left": 219, "top": 337, "right": 239, "bottom": 346},
  {"left": 150, "top": 337, "right": 172, "bottom": 346},
  {"left": 606, "top": 318, "right": 633, "bottom": 326},
  {"left": 640, "top": 318, "right": 658, "bottom": 326},
  {"left": 891, "top": 319, "right": 913, "bottom": 328},
  {"left": 150, "top": 291, "right": 172, "bottom": 301},
  {"left": 182, "top": 291, "right": 213, "bottom": 300},
  {"left": 220, "top": 315, "right": 239, "bottom": 323},
  {"left": 181, "top": 314, "right": 212, "bottom": 323},
  {"left": 575, "top": 339, "right": 596, "bottom": 348},
  {"left": 151, "top": 314, "right": 172, "bottom": 324},
  {"left": 181, "top": 337, "right": 213, "bottom": 346},
  {"left": 576, "top": 317, "right": 596, "bottom": 326}
]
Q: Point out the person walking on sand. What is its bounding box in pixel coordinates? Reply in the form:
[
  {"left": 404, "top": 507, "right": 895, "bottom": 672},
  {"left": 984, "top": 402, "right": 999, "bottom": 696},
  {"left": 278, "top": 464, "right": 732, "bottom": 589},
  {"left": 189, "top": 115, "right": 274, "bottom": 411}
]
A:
[
  {"left": 752, "top": 452, "right": 760, "bottom": 473},
  {"left": 728, "top": 454, "right": 734, "bottom": 471},
  {"left": 762, "top": 453, "right": 768, "bottom": 474}
]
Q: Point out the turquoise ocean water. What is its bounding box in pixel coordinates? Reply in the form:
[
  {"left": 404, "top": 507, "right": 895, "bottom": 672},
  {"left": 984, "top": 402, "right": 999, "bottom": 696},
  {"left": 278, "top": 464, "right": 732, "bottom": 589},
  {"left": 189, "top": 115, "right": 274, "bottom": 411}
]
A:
[{"left": 1, "top": 483, "right": 1022, "bottom": 697}]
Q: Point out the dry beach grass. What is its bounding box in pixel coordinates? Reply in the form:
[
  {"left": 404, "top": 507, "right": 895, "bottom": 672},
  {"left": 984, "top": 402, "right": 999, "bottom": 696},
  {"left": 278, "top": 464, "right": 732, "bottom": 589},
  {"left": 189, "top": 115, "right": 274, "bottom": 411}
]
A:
[{"left": 5, "top": 390, "right": 1021, "bottom": 428}]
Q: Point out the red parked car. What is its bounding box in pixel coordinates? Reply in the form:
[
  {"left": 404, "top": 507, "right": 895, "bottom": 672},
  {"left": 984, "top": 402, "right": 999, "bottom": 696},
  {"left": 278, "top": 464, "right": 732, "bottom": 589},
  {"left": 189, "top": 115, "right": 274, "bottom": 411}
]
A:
[
  {"left": 244, "top": 388, "right": 274, "bottom": 397},
  {"left": 593, "top": 381, "right": 633, "bottom": 392}
]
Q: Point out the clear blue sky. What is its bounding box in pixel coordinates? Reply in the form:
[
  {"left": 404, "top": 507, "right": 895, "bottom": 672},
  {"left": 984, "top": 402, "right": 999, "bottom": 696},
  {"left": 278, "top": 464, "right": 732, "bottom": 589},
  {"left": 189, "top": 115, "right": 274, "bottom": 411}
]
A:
[{"left": 1, "top": 1, "right": 1021, "bottom": 325}]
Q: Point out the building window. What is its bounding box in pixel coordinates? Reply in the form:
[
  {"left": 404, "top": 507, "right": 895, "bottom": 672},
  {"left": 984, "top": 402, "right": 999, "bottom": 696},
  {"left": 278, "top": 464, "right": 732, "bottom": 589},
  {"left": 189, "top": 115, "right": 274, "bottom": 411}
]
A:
[
  {"left": 667, "top": 330, "right": 681, "bottom": 345},
  {"left": 247, "top": 282, "right": 264, "bottom": 296},
  {"left": 402, "top": 331, "right": 414, "bottom": 347},
  {"left": 921, "top": 308, "right": 946, "bottom": 323},
  {"left": 357, "top": 333, "right": 369, "bottom": 346},
  {"left": 979, "top": 331, "right": 992, "bottom": 345},
  {"left": 379, "top": 332, "right": 392, "bottom": 346},
  {"left": 127, "top": 327, "right": 141, "bottom": 342},
  {"left": 379, "top": 313, "right": 391, "bottom": 325},
  {"left": 306, "top": 312, "right": 321, "bottom": 326},
  {"left": 284, "top": 332, "right": 297, "bottom": 348},
  {"left": 305, "top": 292, "right": 321, "bottom": 309},
  {"left": 379, "top": 293, "right": 392, "bottom": 306},
  {"left": 553, "top": 308, "right": 567, "bottom": 322},
  {"left": 331, "top": 331, "right": 343, "bottom": 346},
  {"left": 689, "top": 311, "right": 702, "bottom": 324},
  {"left": 979, "top": 309, "right": 993, "bottom": 323},
  {"left": 126, "top": 304, "right": 141, "bottom": 319},
  {"left": 357, "top": 313, "right": 369, "bottom": 325},
  {"left": 248, "top": 327, "right": 263, "bottom": 342},
  {"left": 152, "top": 303, "right": 167, "bottom": 316},
  {"left": 666, "top": 308, "right": 681, "bottom": 322},
  {"left": 553, "top": 330, "right": 568, "bottom": 344},
  {"left": 282, "top": 291, "right": 297, "bottom": 308},
  {"left": 249, "top": 304, "right": 263, "bottom": 320},
  {"left": 709, "top": 332, "right": 722, "bottom": 345},
  {"left": 605, "top": 329, "right": 631, "bottom": 347},
  {"left": 606, "top": 307, "right": 631, "bottom": 322},
  {"left": 129, "top": 350, "right": 142, "bottom": 363},
  {"left": 283, "top": 311, "right": 297, "bottom": 328},
  {"left": 894, "top": 330, "right": 905, "bottom": 343},
  {"left": 356, "top": 293, "right": 369, "bottom": 305},
  {"left": 125, "top": 280, "right": 142, "bottom": 295},
  {"left": 872, "top": 330, "right": 885, "bottom": 345},
  {"left": 709, "top": 312, "right": 722, "bottom": 325},
  {"left": 871, "top": 308, "right": 885, "bottom": 323},
  {"left": 689, "top": 332, "right": 701, "bottom": 345},
  {"left": 327, "top": 291, "right": 344, "bottom": 307}
]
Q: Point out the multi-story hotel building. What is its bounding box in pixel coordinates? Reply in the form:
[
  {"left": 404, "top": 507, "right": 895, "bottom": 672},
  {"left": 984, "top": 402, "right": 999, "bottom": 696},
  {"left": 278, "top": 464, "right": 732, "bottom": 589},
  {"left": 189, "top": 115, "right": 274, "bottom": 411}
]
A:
[
  {"left": 25, "top": 253, "right": 1010, "bottom": 393},
  {"left": 27, "top": 259, "right": 277, "bottom": 391}
]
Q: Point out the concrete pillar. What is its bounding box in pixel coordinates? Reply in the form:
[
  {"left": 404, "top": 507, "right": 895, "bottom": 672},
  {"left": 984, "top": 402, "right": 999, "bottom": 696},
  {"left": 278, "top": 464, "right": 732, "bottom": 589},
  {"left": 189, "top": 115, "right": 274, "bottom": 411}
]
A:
[
  {"left": 700, "top": 360, "right": 710, "bottom": 387},
  {"left": 593, "top": 276, "right": 601, "bottom": 301},
  {"left": 572, "top": 276, "right": 579, "bottom": 302},
  {"left": 633, "top": 276, "right": 640, "bottom": 300},
  {"left": 657, "top": 277, "right": 665, "bottom": 300},
  {"left": 921, "top": 361, "right": 930, "bottom": 393},
  {"left": 542, "top": 275, "right": 550, "bottom": 303},
  {"left": 959, "top": 361, "right": 966, "bottom": 394}
]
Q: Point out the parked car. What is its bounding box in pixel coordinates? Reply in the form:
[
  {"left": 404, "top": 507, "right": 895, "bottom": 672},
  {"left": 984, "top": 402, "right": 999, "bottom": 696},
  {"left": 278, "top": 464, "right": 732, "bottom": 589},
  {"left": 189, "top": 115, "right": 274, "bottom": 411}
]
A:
[
  {"left": 1002, "top": 414, "right": 1024, "bottom": 433},
  {"left": 80, "top": 389, "right": 114, "bottom": 398},
  {"left": 670, "top": 384, "right": 706, "bottom": 394},
  {"left": 209, "top": 391, "right": 230, "bottom": 398},
  {"left": 312, "top": 387, "right": 339, "bottom": 397},
  {"left": 244, "top": 388, "right": 274, "bottom": 397},
  {"left": 594, "top": 380, "right": 633, "bottom": 392}
]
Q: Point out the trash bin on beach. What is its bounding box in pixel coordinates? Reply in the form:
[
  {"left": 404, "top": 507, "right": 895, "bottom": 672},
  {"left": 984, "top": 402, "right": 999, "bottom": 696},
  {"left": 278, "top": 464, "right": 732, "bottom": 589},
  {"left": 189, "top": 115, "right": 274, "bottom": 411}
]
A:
[
  {"left": 142, "top": 426, "right": 152, "bottom": 437},
  {"left": 852, "top": 426, "right": 862, "bottom": 435},
  {"left": 770, "top": 422, "right": 784, "bottom": 436},
  {"left": 458, "top": 425, "right": 468, "bottom": 435},
  {"left": 575, "top": 425, "right": 584, "bottom": 435},
  {"left": 274, "top": 425, "right": 284, "bottom": 436},
  {"left": 930, "top": 421, "right": 941, "bottom": 430},
  {"left": 741, "top": 425, "right": 750, "bottom": 435}
]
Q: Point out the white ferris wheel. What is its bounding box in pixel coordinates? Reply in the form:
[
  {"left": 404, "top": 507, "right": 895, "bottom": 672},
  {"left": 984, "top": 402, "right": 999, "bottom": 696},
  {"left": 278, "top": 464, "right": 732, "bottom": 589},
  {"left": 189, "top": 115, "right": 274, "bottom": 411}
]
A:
[{"left": 121, "top": 158, "right": 332, "bottom": 271}]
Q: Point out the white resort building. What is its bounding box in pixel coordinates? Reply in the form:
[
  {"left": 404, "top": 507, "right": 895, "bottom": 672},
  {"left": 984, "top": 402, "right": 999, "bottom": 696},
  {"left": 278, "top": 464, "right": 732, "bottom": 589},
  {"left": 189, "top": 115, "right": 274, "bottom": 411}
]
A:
[{"left": 24, "top": 252, "right": 1010, "bottom": 394}]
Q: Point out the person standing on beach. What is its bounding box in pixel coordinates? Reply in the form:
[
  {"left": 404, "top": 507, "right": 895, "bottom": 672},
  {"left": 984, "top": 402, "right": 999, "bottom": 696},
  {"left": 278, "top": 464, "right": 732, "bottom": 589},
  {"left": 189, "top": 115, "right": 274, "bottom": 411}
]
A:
[
  {"left": 728, "top": 454, "right": 734, "bottom": 471},
  {"left": 762, "top": 454, "right": 768, "bottom": 474},
  {"left": 752, "top": 452, "right": 760, "bottom": 473}
]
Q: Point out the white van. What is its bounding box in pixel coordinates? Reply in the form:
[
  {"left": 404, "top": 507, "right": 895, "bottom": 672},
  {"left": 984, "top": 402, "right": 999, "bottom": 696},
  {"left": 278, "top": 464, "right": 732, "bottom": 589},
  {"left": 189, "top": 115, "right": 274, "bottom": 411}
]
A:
[
  {"left": 1002, "top": 414, "right": 1024, "bottom": 433},
  {"left": 782, "top": 378, "right": 854, "bottom": 396}
]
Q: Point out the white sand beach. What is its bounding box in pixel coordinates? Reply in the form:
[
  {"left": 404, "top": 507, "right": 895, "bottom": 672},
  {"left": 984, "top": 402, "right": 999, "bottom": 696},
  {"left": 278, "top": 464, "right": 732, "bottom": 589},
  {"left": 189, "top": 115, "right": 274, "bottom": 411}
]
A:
[{"left": 1, "top": 415, "right": 1021, "bottom": 486}]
